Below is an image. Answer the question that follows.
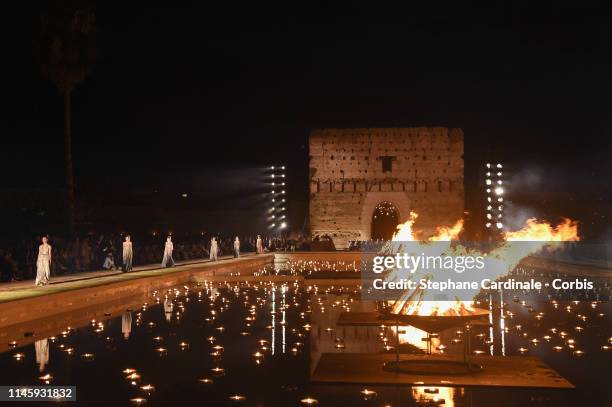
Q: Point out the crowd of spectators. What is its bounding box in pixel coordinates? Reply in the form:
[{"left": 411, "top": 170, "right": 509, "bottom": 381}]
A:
[{"left": 0, "top": 232, "right": 310, "bottom": 282}]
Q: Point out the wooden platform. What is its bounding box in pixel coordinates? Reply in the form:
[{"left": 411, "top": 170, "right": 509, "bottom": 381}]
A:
[
  {"left": 311, "top": 353, "right": 574, "bottom": 388},
  {"left": 337, "top": 311, "right": 492, "bottom": 328}
]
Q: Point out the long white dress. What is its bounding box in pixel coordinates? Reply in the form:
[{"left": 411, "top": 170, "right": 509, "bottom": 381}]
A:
[
  {"left": 210, "top": 240, "right": 218, "bottom": 261},
  {"left": 256, "top": 237, "right": 263, "bottom": 254},
  {"left": 161, "top": 240, "right": 174, "bottom": 268},
  {"left": 233, "top": 239, "right": 240, "bottom": 258},
  {"left": 35, "top": 244, "right": 51, "bottom": 286},
  {"left": 122, "top": 241, "right": 133, "bottom": 272}
]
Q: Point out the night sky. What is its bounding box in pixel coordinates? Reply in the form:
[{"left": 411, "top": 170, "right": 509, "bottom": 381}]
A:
[{"left": 3, "top": 3, "right": 611, "bottom": 239}]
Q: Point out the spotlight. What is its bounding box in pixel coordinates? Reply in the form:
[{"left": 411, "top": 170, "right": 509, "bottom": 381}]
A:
[
  {"left": 486, "top": 179, "right": 492, "bottom": 185},
  {"left": 272, "top": 182, "right": 275, "bottom": 186},
  {"left": 496, "top": 222, "right": 503, "bottom": 229},
  {"left": 282, "top": 174, "right": 285, "bottom": 178},
  {"left": 282, "top": 190, "right": 285, "bottom": 194},
  {"left": 494, "top": 187, "right": 504, "bottom": 195},
  {"left": 281, "top": 182, "right": 285, "bottom": 186},
  {"left": 271, "top": 174, "right": 275, "bottom": 178},
  {"left": 486, "top": 163, "right": 491, "bottom": 168},
  {"left": 497, "top": 164, "right": 502, "bottom": 168},
  {"left": 486, "top": 222, "right": 492, "bottom": 228},
  {"left": 280, "top": 222, "right": 287, "bottom": 229},
  {"left": 271, "top": 223, "right": 275, "bottom": 227},
  {"left": 282, "top": 207, "right": 286, "bottom": 210},
  {"left": 271, "top": 215, "right": 275, "bottom": 219},
  {"left": 281, "top": 199, "right": 285, "bottom": 202},
  {"left": 271, "top": 166, "right": 275, "bottom": 169},
  {"left": 272, "top": 199, "right": 275, "bottom": 202},
  {"left": 281, "top": 166, "right": 285, "bottom": 170}
]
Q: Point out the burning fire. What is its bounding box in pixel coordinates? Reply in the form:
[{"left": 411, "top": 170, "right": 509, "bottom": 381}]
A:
[{"left": 387, "top": 213, "right": 579, "bottom": 319}]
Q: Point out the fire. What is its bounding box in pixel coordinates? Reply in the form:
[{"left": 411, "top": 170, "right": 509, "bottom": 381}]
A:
[
  {"left": 429, "top": 219, "right": 464, "bottom": 242},
  {"left": 392, "top": 211, "right": 419, "bottom": 241},
  {"left": 503, "top": 217, "right": 579, "bottom": 242},
  {"left": 386, "top": 213, "right": 579, "bottom": 318}
]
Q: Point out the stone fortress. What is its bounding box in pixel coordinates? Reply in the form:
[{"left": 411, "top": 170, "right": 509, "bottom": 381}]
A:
[{"left": 309, "top": 127, "right": 464, "bottom": 249}]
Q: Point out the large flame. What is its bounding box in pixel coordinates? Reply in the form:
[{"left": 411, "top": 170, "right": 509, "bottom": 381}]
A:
[
  {"left": 387, "top": 213, "right": 579, "bottom": 318},
  {"left": 503, "top": 217, "right": 579, "bottom": 242}
]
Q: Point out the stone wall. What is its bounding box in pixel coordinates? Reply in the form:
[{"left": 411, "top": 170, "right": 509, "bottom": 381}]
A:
[{"left": 309, "top": 127, "right": 464, "bottom": 248}]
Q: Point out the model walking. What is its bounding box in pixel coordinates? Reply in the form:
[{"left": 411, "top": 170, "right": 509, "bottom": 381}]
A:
[
  {"left": 161, "top": 235, "right": 175, "bottom": 268},
  {"left": 256, "top": 235, "right": 263, "bottom": 254},
  {"left": 122, "top": 235, "right": 133, "bottom": 272},
  {"left": 233, "top": 236, "right": 240, "bottom": 258},
  {"left": 35, "top": 236, "right": 52, "bottom": 286},
  {"left": 210, "top": 237, "right": 218, "bottom": 261}
]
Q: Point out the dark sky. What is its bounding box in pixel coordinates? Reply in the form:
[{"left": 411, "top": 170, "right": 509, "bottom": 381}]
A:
[{"left": 3, "top": 3, "right": 611, "bottom": 238}]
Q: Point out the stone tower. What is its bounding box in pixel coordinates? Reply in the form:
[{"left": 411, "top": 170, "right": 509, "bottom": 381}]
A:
[{"left": 309, "top": 127, "right": 464, "bottom": 248}]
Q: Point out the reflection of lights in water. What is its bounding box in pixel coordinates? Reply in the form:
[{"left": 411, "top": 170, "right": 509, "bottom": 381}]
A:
[
  {"left": 199, "top": 378, "right": 213, "bottom": 384},
  {"left": 130, "top": 398, "right": 147, "bottom": 405},
  {"left": 229, "top": 394, "right": 246, "bottom": 401},
  {"left": 360, "top": 389, "right": 377, "bottom": 399},
  {"left": 413, "top": 386, "right": 462, "bottom": 407},
  {"left": 300, "top": 397, "right": 318, "bottom": 405},
  {"left": 392, "top": 326, "right": 440, "bottom": 352}
]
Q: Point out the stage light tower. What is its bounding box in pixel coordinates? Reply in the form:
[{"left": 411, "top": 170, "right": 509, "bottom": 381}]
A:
[
  {"left": 485, "top": 163, "right": 504, "bottom": 231},
  {"left": 268, "top": 165, "right": 287, "bottom": 233}
]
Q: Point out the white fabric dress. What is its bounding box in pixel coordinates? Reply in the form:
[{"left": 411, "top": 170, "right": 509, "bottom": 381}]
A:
[
  {"left": 122, "top": 241, "right": 133, "bottom": 271},
  {"left": 210, "top": 240, "right": 218, "bottom": 261},
  {"left": 256, "top": 237, "right": 263, "bottom": 254},
  {"left": 161, "top": 240, "right": 174, "bottom": 268},
  {"left": 35, "top": 244, "right": 51, "bottom": 286}
]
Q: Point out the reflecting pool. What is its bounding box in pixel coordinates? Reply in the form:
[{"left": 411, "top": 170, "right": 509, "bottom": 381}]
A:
[{"left": 0, "top": 279, "right": 610, "bottom": 406}]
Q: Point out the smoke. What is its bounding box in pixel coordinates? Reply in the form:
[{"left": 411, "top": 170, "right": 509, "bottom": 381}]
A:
[{"left": 502, "top": 202, "right": 541, "bottom": 232}]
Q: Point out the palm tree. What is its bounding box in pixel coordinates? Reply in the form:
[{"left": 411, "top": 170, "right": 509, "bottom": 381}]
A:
[{"left": 40, "top": 1, "right": 96, "bottom": 235}]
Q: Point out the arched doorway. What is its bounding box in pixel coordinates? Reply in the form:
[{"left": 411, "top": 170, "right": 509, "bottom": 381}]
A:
[{"left": 371, "top": 201, "right": 399, "bottom": 240}]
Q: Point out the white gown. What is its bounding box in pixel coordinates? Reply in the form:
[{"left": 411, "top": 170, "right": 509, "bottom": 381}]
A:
[
  {"left": 161, "top": 241, "right": 174, "bottom": 267},
  {"left": 122, "top": 241, "right": 133, "bottom": 272},
  {"left": 256, "top": 238, "right": 263, "bottom": 254},
  {"left": 210, "top": 241, "right": 218, "bottom": 261},
  {"left": 35, "top": 244, "right": 51, "bottom": 286}
]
